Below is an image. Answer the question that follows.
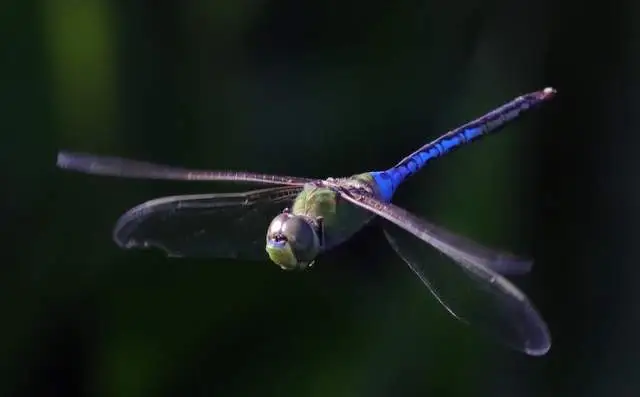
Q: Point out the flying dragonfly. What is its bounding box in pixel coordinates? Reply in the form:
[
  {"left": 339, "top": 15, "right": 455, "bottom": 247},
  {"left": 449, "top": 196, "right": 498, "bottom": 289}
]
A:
[{"left": 57, "top": 87, "right": 556, "bottom": 356}]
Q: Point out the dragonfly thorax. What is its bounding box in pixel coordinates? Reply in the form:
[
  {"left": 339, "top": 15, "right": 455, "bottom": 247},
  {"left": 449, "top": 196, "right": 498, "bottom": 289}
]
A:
[{"left": 265, "top": 211, "right": 321, "bottom": 271}]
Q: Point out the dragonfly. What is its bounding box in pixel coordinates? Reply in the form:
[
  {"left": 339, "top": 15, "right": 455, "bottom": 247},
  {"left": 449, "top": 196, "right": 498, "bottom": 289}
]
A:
[{"left": 57, "top": 87, "right": 556, "bottom": 356}]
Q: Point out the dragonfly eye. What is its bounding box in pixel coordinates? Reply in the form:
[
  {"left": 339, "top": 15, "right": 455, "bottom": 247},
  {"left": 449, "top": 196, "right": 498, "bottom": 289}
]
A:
[
  {"left": 265, "top": 213, "right": 320, "bottom": 270},
  {"left": 281, "top": 216, "right": 319, "bottom": 262},
  {"left": 266, "top": 213, "right": 291, "bottom": 241}
]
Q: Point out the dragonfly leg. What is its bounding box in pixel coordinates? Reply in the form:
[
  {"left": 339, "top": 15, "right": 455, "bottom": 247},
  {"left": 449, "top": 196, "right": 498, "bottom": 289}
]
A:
[{"left": 316, "top": 216, "right": 325, "bottom": 249}]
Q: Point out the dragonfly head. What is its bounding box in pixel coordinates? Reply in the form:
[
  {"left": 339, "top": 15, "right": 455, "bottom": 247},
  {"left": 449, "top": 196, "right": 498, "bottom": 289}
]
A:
[{"left": 265, "top": 212, "right": 320, "bottom": 271}]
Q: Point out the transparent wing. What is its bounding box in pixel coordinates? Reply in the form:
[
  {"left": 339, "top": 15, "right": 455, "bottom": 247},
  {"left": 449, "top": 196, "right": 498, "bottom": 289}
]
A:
[
  {"left": 113, "top": 186, "right": 303, "bottom": 259},
  {"left": 340, "top": 193, "right": 532, "bottom": 275},
  {"left": 339, "top": 192, "right": 550, "bottom": 356},
  {"left": 57, "top": 151, "right": 314, "bottom": 186}
]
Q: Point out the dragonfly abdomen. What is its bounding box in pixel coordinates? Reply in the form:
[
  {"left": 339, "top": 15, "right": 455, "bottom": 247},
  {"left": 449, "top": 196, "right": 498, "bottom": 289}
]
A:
[{"left": 369, "top": 87, "right": 556, "bottom": 201}]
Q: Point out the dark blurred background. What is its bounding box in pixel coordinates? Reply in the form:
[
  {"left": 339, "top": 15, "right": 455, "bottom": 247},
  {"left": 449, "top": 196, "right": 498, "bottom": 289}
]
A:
[{"left": 2, "top": 0, "right": 639, "bottom": 396}]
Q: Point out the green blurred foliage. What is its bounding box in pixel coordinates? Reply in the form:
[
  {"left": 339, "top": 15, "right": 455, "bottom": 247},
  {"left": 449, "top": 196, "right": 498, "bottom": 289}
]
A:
[{"left": 1, "top": 0, "right": 639, "bottom": 396}]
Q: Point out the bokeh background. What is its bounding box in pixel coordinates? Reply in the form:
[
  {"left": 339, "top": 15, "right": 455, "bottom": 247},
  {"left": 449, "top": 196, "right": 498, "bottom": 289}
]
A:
[{"left": 2, "top": 0, "right": 639, "bottom": 396}]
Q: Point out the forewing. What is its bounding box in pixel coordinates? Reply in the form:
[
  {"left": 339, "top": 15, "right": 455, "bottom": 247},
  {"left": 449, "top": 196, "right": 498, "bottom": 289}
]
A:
[
  {"left": 339, "top": 193, "right": 532, "bottom": 275},
  {"left": 113, "top": 186, "right": 303, "bottom": 259},
  {"left": 339, "top": 192, "right": 550, "bottom": 356},
  {"left": 57, "top": 151, "right": 314, "bottom": 186}
]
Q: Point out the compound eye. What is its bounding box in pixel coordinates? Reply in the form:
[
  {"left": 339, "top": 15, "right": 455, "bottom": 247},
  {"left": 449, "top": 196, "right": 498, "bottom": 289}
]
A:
[
  {"left": 281, "top": 216, "right": 318, "bottom": 261},
  {"left": 267, "top": 213, "right": 291, "bottom": 242}
]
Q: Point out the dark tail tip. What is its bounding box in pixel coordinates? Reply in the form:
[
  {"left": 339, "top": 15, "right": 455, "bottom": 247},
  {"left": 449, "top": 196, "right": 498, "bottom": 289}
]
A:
[{"left": 540, "top": 87, "right": 556, "bottom": 100}]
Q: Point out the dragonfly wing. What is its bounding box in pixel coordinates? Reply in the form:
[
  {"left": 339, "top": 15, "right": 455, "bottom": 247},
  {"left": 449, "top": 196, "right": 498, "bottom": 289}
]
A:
[
  {"left": 113, "top": 186, "right": 303, "bottom": 259},
  {"left": 340, "top": 193, "right": 532, "bottom": 275},
  {"left": 339, "top": 192, "right": 550, "bottom": 356},
  {"left": 57, "top": 151, "right": 314, "bottom": 186}
]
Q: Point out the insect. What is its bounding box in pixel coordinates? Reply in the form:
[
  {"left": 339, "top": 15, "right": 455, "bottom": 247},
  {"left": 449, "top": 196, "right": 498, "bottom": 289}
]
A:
[{"left": 57, "top": 87, "right": 556, "bottom": 355}]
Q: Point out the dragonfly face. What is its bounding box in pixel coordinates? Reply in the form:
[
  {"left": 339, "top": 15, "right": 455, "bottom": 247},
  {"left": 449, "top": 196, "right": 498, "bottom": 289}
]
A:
[{"left": 265, "top": 211, "right": 321, "bottom": 270}]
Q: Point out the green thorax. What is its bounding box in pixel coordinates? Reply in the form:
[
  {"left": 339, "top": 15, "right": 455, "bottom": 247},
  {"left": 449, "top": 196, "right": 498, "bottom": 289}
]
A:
[{"left": 291, "top": 173, "right": 378, "bottom": 250}]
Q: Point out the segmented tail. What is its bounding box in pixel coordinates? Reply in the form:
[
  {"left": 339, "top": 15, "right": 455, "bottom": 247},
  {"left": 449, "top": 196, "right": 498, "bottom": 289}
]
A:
[{"left": 370, "top": 87, "right": 556, "bottom": 201}]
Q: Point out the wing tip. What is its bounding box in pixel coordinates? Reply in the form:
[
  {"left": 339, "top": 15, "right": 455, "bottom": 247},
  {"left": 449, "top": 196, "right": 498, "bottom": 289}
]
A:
[
  {"left": 56, "top": 151, "right": 73, "bottom": 169},
  {"left": 111, "top": 197, "right": 163, "bottom": 250},
  {"left": 494, "top": 255, "right": 533, "bottom": 275},
  {"left": 525, "top": 334, "right": 552, "bottom": 356},
  {"left": 522, "top": 298, "right": 552, "bottom": 356},
  {"left": 112, "top": 203, "right": 151, "bottom": 249},
  {"left": 526, "top": 344, "right": 551, "bottom": 356},
  {"left": 57, "top": 150, "right": 97, "bottom": 174},
  {"left": 112, "top": 221, "right": 137, "bottom": 250},
  {"left": 111, "top": 195, "right": 198, "bottom": 256}
]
